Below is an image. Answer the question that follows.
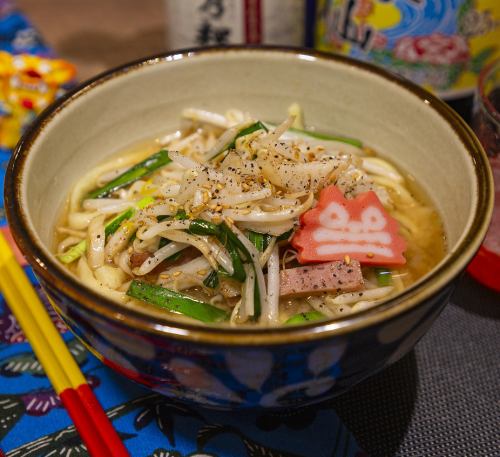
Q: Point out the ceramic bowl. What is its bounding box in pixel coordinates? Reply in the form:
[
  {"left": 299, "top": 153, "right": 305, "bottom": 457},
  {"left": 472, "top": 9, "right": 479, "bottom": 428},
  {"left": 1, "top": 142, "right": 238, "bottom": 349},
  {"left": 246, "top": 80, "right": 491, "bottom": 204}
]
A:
[{"left": 5, "top": 47, "right": 493, "bottom": 409}]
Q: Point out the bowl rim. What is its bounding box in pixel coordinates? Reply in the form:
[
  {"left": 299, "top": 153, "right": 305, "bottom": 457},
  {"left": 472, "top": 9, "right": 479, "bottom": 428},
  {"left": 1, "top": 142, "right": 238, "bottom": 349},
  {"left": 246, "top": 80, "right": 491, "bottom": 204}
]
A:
[{"left": 5, "top": 45, "right": 494, "bottom": 346}]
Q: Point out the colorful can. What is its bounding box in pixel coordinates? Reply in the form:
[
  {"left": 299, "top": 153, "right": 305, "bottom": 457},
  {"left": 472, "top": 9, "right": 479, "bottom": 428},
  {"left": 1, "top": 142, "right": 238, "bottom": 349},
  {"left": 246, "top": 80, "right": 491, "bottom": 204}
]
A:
[
  {"left": 165, "top": 0, "right": 306, "bottom": 48},
  {"left": 314, "top": 0, "right": 500, "bottom": 100}
]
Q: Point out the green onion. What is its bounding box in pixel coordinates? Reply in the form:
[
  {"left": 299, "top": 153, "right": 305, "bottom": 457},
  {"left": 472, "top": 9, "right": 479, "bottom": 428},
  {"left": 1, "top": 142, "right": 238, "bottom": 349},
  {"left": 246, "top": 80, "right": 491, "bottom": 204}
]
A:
[
  {"left": 104, "top": 195, "right": 154, "bottom": 236},
  {"left": 226, "top": 121, "right": 268, "bottom": 151},
  {"left": 225, "top": 242, "right": 246, "bottom": 282},
  {"left": 189, "top": 220, "right": 246, "bottom": 282},
  {"left": 173, "top": 209, "right": 188, "bottom": 220},
  {"left": 209, "top": 121, "right": 268, "bottom": 160},
  {"left": 218, "top": 223, "right": 250, "bottom": 262},
  {"left": 188, "top": 219, "right": 221, "bottom": 236},
  {"left": 58, "top": 196, "right": 154, "bottom": 264},
  {"left": 86, "top": 150, "right": 172, "bottom": 199},
  {"left": 127, "top": 280, "right": 228, "bottom": 323},
  {"left": 215, "top": 223, "right": 249, "bottom": 282},
  {"left": 57, "top": 241, "right": 87, "bottom": 264},
  {"left": 248, "top": 231, "right": 273, "bottom": 252},
  {"left": 265, "top": 121, "right": 362, "bottom": 148},
  {"left": 285, "top": 311, "right": 325, "bottom": 325},
  {"left": 288, "top": 127, "right": 362, "bottom": 148},
  {"left": 375, "top": 267, "right": 392, "bottom": 287},
  {"left": 253, "top": 280, "right": 261, "bottom": 318},
  {"left": 203, "top": 270, "right": 219, "bottom": 288}
]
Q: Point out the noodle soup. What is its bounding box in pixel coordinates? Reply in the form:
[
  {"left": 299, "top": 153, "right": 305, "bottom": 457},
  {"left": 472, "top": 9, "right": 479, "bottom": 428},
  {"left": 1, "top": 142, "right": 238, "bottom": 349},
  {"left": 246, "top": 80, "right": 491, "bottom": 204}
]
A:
[{"left": 54, "top": 106, "right": 446, "bottom": 326}]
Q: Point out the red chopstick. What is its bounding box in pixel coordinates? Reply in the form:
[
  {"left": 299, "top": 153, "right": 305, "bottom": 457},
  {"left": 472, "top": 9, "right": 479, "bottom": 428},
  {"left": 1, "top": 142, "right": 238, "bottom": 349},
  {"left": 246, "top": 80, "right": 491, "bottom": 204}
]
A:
[{"left": 0, "top": 232, "right": 130, "bottom": 456}]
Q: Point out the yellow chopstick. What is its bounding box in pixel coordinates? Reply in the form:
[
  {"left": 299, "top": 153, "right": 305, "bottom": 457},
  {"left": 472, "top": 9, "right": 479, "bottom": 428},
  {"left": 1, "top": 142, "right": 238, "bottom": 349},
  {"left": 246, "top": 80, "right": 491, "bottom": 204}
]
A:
[
  {"left": 0, "top": 232, "right": 129, "bottom": 456},
  {"left": 0, "top": 234, "right": 86, "bottom": 390}
]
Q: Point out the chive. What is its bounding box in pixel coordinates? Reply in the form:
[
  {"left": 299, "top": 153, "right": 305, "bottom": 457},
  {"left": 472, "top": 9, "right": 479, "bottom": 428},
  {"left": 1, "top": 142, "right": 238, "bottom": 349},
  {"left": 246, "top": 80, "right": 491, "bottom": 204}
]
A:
[
  {"left": 285, "top": 311, "right": 325, "bottom": 325},
  {"left": 226, "top": 121, "right": 268, "bottom": 151},
  {"left": 58, "top": 196, "right": 154, "bottom": 264},
  {"left": 86, "top": 150, "right": 172, "bottom": 199},
  {"left": 209, "top": 121, "right": 268, "bottom": 160},
  {"left": 174, "top": 209, "right": 188, "bottom": 220},
  {"left": 253, "top": 279, "right": 261, "bottom": 318},
  {"left": 266, "top": 121, "right": 362, "bottom": 148},
  {"left": 218, "top": 223, "right": 250, "bottom": 262},
  {"left": 375, "top": 267, "right": 392, "bottom": 287},
  {"left": 288, "top": 127, "right": 362, "bottom": 148},
  {"left": 226, "top": 242, "right": 246, "bottom": 282},
  {"left": 203, "top": 270, "right": 219, "bottom": 288},
  {"left": 214, "top": 223, "right": 247, "bottom": 282},
  {"left": 189, "top": 220, "right": 246, "bottom": 281},
  {"left": 248, "top": 231, "right": 273, "bottom": 252},
  {"left": 104, "top": 196, "right": 154, "bottom": 236},
  {"left": 127, "top": 280, "right": 228, "bottom": 323},
  {"left": 188, "top": 219, "right": 221, "bottom": 236},
  {"left": 248, "top": 231, "right": 264, "bottom": 252},
  {"left": 57, "top": 241, "right": 87, "bottom": 264}
]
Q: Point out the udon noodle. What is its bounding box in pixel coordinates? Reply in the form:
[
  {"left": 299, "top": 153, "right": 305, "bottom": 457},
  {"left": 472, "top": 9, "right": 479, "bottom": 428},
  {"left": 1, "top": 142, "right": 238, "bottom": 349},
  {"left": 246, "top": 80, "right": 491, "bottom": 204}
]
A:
[{"left": 55, "top": 106, "right": 446, "bottom": 326}]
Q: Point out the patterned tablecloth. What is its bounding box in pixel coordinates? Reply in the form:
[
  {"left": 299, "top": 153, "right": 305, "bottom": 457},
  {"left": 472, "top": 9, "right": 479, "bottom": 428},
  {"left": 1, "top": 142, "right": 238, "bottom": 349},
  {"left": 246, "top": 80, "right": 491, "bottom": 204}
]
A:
[{"left": 0, "top": 2, "right": 365, "bottom": 456}]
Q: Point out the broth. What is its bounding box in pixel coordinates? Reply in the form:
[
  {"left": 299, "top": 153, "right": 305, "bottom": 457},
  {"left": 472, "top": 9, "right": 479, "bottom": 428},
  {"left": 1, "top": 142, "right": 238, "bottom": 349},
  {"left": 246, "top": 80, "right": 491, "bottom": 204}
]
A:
[{"left": 54, "top": 107, "right": 446, "bottom": 326}]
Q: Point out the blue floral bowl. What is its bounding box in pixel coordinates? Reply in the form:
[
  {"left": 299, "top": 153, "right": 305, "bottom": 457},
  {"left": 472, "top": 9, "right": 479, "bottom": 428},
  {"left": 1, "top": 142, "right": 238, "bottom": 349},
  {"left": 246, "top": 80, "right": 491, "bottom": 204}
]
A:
[{"left": 5, "top": 47, "right": 493, "bottom": 409}]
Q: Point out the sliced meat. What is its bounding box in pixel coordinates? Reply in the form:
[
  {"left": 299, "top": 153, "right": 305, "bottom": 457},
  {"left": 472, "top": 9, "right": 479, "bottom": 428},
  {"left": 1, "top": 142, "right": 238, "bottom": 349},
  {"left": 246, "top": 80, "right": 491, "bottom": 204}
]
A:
[
  {"left": 279, "top": 259, "right": 363, "bottom": 297},
  {"left": 130, "top": 251, "right": 150, "bottom": 268}
]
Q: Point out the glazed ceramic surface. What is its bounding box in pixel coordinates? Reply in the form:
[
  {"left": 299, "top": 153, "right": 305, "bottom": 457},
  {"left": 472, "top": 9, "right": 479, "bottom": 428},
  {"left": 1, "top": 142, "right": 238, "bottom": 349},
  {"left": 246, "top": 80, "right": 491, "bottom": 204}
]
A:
[{"left": 5, "top": 48, "right": 493, "bottom": 409}]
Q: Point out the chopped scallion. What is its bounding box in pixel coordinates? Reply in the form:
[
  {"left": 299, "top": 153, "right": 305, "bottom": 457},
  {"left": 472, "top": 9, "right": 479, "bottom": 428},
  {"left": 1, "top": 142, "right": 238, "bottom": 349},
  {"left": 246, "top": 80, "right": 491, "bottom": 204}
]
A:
[
  {"left": 285, "top": 311, "right": 325, "bottom": 325},
  {"left": 86, "top": 150, "right": 171, "bottom": 199},
  {"left": 203, "top": 270, "right": 219, "bottom": 289},
  {"left": 58, "top": 196, "right": 154, "bottom": 264},
  {"left": 127, "top": 280, "right": 228, "bottom": 323},
  {"left": 375, "top": 267, "right": 392, "bottom": 287}
]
